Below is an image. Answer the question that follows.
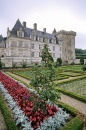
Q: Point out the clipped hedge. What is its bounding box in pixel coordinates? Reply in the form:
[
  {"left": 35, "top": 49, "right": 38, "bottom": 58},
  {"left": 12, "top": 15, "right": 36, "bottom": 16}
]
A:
[
  {"left": 11, "top": 71, "right": 31, "bottom": 80},
  {"left": 57, "top": 101, "right": 79, "bottom": 116},
  {"left": 55, "top": 87, "right": 86, "bottom": 103},
  {"left": 55, "top": 76, "right": 86, "bottom": 85},
  {"left": 61, "top": 117, "right": 84, "bottom": 130},
  {"left": 0, "top": 93, "right": 18, "bottom": 130}
]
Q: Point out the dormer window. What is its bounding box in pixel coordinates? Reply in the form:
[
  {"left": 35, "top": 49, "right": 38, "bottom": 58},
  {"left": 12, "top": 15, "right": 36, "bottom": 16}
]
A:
[
  {"left": 37, "top": 37, "right": 39, "bottom": 41},
  {"left": 52, "top": 38, "right": 56, "bottom": 44},
  {"left": 17, "top": 30, "right": 24, "bottom": 37},
  {"left": 19, "top": 32, "right": 22, "bottom": 37},
  {"left": 34, "top": 36, "right": 36, "bottom": 41}
]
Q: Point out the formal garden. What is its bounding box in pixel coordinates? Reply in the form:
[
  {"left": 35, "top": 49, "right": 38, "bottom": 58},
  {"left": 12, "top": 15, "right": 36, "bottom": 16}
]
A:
[{"left": 0, "top": 44, "right": 86, "bottom": 130}]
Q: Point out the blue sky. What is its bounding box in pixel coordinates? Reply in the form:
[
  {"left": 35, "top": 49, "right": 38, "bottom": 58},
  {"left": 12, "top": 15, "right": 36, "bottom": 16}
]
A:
[{"left": 0, "top": 0, "right": 86, "bottom": 49}]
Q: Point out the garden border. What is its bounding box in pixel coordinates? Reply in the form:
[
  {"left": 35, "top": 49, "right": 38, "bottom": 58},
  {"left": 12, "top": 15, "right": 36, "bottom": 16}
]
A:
[{"left": 0, "top": 92, "right": 18, "bottom": 130}]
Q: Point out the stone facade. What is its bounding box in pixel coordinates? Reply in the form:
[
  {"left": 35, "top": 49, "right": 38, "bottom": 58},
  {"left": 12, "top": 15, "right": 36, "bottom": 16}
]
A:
[
  {"left": 0, "top": 19, "right": 76, "bottom": 67},
  {"left": 57, "top": 30, "right": 76, "bottom": 64}
]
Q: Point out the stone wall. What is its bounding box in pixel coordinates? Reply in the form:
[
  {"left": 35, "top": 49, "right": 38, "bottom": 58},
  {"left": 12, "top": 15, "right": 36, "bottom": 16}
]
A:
[{"left": 57, "top": 30, "right": 76, "bottom": 64}]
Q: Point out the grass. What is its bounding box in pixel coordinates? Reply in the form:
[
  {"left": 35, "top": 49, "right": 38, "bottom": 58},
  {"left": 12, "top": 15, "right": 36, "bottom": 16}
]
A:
[{"left": 57, "top": 78, "right": 86, "bottom": 97}]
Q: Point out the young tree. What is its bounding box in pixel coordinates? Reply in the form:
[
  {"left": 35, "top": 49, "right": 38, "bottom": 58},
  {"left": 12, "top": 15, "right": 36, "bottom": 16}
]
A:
[
  {"left": 41, "top": 44, "right": 54, "bottom": 67},
  {"left": 30, "top": 63, "right": 60, "bottom": 113}
]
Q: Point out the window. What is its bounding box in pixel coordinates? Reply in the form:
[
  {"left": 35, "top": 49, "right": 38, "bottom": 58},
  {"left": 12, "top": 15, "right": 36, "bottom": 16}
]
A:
[
  {"left": 53, "top": 53, "right": 55, "bottom": 58},
  {"left": 39, "top": 52, "right": 41, "bottom": 57},
  {"left": 60, "top": 47, "right": 61, "bottom": 51},
  {"left": 43, "top": 38, "right": 48, "bottom": 43},
  {"left": 34, "top": 36, "right": 36, "bottom": 41},
  {"left": 30, "top": 35, "right": 34, "bottom": 40},
  {"left": 31, "top": 43, "right": 34, "bottom": 49},
  {"left": 37, "top": 37, "right": 39, "bottom": 41},
  {"left": 52, "top": 39, "right": 56, "bottom": 44},
  {"left": 17, "top": 31, "right": 24, "bottom": 37},
  {"left": 19, "top": 32, "right": 22, "bottom": 37},
  {"left": 18, "top": 41, "right": 23, "bottom": 47},
  {"left": 53, "top": 46, "right": 55, "bottom": 51},
  {"left": 39, "top": 44, "right": 42, "bottom": 49},
  {"left": 60, "top": 54, "right": 61, "bottom": 58},
  {"left": 40, "top": 37, "right": 43, "bottom": 42},
  {"left": 31, "top": 52, "right": 34, "bottom": 57},
  {"left": 11, "top": 41, "right": 17, "bottom": 47}
]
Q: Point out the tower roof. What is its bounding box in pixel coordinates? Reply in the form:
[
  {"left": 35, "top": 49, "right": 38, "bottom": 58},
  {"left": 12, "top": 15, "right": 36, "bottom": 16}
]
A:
[
  {"left": 0, "top": 35, "right": 5, "bottom": 42},
  {"left": 12, "top": 19, "right": 23, "bottom": 30}
]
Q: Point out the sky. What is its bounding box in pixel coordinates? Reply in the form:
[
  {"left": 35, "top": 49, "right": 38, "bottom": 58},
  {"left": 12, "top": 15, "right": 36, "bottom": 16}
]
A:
[{"left": 0, "top": 0, "right": 86, "bottom": 49}]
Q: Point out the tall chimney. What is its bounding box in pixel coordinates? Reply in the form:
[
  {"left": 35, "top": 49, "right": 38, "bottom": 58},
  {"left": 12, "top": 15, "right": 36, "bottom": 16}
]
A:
[
  {"left": 33, "top": 23, "right": 37, "bottom": 30},
  {"left": 43, "top": 28, "right": 46, "bottom": 33},
  {"left": 7, "top": 27, "right": 9, "bottom": 32},
  {"left": 23, "top": 21, "right": 26, "bottom": 28}
]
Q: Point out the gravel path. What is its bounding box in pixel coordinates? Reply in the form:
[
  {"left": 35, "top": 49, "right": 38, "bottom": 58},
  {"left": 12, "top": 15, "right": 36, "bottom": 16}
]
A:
[{"left": 60, "top": 94, "right": 86, "bottom": 116}]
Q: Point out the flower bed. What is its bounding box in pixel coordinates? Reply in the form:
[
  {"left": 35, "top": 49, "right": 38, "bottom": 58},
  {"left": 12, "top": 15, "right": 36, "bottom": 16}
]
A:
[{"left": 0, "top": 71, "right": 69, "bottom": 130}]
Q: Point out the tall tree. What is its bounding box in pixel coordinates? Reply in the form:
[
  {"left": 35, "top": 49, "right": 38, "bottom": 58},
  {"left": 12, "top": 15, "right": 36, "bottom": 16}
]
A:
[{"left": 41, "top": 44, "right": 54, "bottom": 67}]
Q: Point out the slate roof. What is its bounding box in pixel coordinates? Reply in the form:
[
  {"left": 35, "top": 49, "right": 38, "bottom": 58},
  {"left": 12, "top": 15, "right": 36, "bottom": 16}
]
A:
[
  {"left": 10, "top": 19, "right": 59, "bottom": 44},
  {"left": 0, "top": 35, "right": 5, "bottom": 43}
]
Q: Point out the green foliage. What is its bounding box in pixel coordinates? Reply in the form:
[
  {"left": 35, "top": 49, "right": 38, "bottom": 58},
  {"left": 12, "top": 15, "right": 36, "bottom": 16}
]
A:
[
  {"left": 0, "top": 59, "right": 2, "bottom": 69},
  {"left": 0, "top": 93, "right": 18, "bottom": 130},
  {"left": 21, "top": 60, "right": 27, "bottom": 68},
  {"left": 61, "top": 117, "right": 84, "bottom": 130},
  {"left": 41, "top": 44, "right": 54, "bottom": 67},
  {"left": 56, "top": 58, "right": 62, "bottom": 66},
  {"left": 80, "top": 57, "right": 84, "bottom": 65},
  {"left": 82, "top": 65, "right": 86, "bottom": 71},
  {"left": 30, "top": 63, "right": 60, "bottom": 113}
]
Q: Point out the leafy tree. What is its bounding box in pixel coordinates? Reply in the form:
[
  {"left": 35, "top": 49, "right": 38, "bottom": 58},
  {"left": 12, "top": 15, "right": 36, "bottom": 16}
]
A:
[
  {"left": 41, "top": 44, "right": 54, "bottom": 67},
  {"left": 30, "top": 62, "right": 60, "bottom": 113}
]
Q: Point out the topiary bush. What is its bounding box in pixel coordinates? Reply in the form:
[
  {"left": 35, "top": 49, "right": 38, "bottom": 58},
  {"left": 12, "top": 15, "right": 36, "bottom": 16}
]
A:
[{"left": 56, "top": 58, "right": 62, "bottom": 66}]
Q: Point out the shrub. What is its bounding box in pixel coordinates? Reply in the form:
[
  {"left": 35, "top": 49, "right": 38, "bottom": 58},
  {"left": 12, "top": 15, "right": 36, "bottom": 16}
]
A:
[
  {"left": 61, "top": 117, "right": 84, "bottom": 130},
  {"left": 82, "top": 65, "right": 86, "bottom": 71},
  {"left": 80, "top": 57, "right": 84, "bottom": 65},
  {"left": 56, "top": 58, "right": 62, "bottom": 66},
  {"left": 0, "top": 58, "right": 2, "bottom": 69},
  {"left": 21, "top": 60, "right": 27, "bottom": 68}
]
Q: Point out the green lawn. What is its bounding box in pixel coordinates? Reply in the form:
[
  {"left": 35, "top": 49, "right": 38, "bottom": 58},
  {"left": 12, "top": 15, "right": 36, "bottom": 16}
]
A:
[{"left": 57, "top": 78, "right": 86, "bottom": 97}]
